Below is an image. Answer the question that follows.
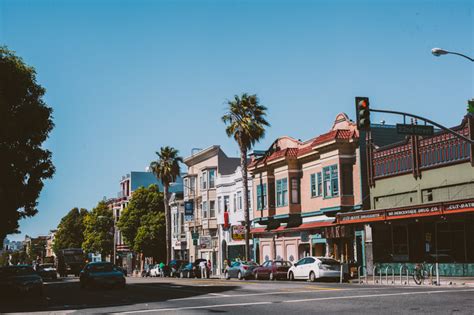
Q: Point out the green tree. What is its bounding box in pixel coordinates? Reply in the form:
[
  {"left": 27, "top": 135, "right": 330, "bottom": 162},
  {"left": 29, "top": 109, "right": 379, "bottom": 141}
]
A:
[
  {"left": 222, "top": 93, "right": 270, "bottom": 260},
  {"left": 117, "top": 185, "right": 165, "bottom": 261},
  {"left": 149, "top": 147, "right": 183, "bottom": 263},
  {"left": 0, "top": 47, "right": 55, "bottom": 241},
  {"left": 9, "top": 250, "right": 29, "bottom": 265},
  {"left": 82, "top": 201, "right": 114, "bottom": 259},
  {"left": 0, "top": 252, "right": 10, "bottom": 266},
  {"left": 53, "top": 208, "right": 88, "bottom": 255}
]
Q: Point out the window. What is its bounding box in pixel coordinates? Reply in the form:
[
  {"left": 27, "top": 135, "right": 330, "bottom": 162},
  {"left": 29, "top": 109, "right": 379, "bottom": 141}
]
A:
[
  {"left": 202, "top": 201, "right": 208, "bottom": 218},
  {"left": 291, "top": 178, "right": 299, "bottom": 204},
  {"left": 189, "top": 176, "right": 196, "bottom": 196},
  {"left": 233, "top": 194, "right": 237, "bottom": 212},
  {"left": 310, "top": 174, "right": 317, "bottom": 197},
  {"left": 209, "top": 200, "right": 215, "bottom": 217},
  {"left": 217, "top": 196, "right": 222, "bottom": 213},
  {"left": 247, "top": 190, "right": 252, "bottom": 210},
  {"left": 224, "top": 195, "right": 230, "bottom": 212},
  {"left": 323, "top": 165, "right": 339, "bottom": 198},
  {"left": 317, "top": 172, "right": 323, "bottom": 196},
  {"left": 180, "top": 212, "right": 184, "bottom": 234},
  {"left": 184, "top": 178, "right": 189, "bottom": 197},
  {"left": 256, "top": 184, "right": 267, "bottom": 210},
  {"left": 311, "top": 173, "right": 323, "bottom": 197},
  {"left": 208, "top": 169, "right": 216, "bottom": 188},
  {"left": 237, "top": 191, "right": 242, "bottom": 210},
  {"left": 276, "top": 178, "right": 288, "bottom": 207},
  {"left": 201, "top": 171, "right": 207, "bottom": 190}
]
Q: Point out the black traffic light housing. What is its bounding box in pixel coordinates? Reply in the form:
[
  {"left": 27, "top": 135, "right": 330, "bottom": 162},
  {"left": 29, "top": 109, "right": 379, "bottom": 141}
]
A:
[{"left": 356, "top": 96, "right": 371, "bottom": 131}]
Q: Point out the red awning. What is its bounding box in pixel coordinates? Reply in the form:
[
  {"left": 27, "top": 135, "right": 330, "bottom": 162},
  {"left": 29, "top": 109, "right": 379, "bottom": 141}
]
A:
[{"left": 251, "top": 221, "right": 335, "bottom": 234}]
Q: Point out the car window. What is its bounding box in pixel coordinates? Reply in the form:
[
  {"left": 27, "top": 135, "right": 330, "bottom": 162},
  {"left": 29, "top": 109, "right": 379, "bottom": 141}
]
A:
[
  {"left": 231, "top": 262, "right": 240, "bottom": 267},
  {"left": 275, "top": 261, "right": 282, "bottom": 267},
  {"left": 318, "top": 258, "right": 340, "bottom": 265},
  {"left": 296, "top": 258, "right": 306, "bottom": 266},
  {"left": 89, "top": 263, "right": 114, "bottom": 272},
  {"left": 282, "top": 261, "right": 291, "bottom": 267},
  {"left": 305, "top": 258, "right": 316, "bottom": 264}
]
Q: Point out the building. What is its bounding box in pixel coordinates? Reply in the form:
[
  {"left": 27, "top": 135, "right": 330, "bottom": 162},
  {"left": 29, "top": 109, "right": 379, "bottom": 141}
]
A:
[
  {"left": 216, "top": 165, "right": 254, "bottom": 275},
  {"left": 183, "top": 146, "right": 240, "bottom": 272},
  {"left": 170, "top": 191, "right": 188, "bottom": 260},
  {"left": 45, "top": 230, "right": 57, "bottom": 258},
  {"left": 2, "top": 238, "right": 24, "bottom": 252},
  {"left": 338, "top": 115, "right": 474, "bottom": 276},
  {"left": 112, "top": 171, "right": 183, "bottom": 272},
  {"left": 250, "top": 113, "right": 362, "bottom": 264}
]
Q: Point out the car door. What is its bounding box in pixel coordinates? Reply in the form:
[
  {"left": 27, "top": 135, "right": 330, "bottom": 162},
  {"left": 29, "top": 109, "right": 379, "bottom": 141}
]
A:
[
  {"left": 294, "top": 258, "right": 307, "bottom": 279},
  {"left": 304, "top": 257, "right": 316, "bottom": 279},
  {"left": 263, "top": 261, "right": 271, "bottom": 277},
  {"left": 230, "top": 262, "right": 240, "bottom": 278}
]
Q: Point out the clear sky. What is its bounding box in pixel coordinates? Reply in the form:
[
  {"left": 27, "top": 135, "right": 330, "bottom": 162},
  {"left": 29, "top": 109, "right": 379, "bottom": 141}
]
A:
[{"left": 1, "top": 0, "right": 472, "bottom": 241}]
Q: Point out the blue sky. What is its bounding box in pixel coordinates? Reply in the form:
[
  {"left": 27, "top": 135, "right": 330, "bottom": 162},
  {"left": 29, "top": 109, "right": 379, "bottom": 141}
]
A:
[{"left": 1, "top": 0, "right": 472, "bottom": 241}]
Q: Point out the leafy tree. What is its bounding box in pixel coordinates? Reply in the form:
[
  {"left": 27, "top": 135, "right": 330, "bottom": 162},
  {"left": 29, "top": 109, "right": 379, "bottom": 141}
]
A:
[
  {"left": 27, "top": 237, "right": 47, "bottom": 261},
  {"left": 0, "top": 252, "right": 10, "bottom": 266},
  {"left": 222, "top": 93, "right": 270, "bottom": 260},
  {"left": 8, "top": 250, "right": 28, "bottom": 265},
  {"left": 117, "top": 185, "right": 165, "bottom": 261},
  {"left": 0, "top": 47, "right": 55, "bottom": 241},
  {"left": 82, "top": 201, "right": 114, "bottom": 259},
  {"left": 149, "top": 147, "right": 182, "bottom": 263},
  {"left": 53, "top": 208, "right": 88, "bottom": 255}
]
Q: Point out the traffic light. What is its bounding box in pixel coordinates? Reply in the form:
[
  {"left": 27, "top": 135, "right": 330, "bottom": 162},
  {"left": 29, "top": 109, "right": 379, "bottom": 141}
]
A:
[{"left": 356, "top": 96, "right": 371, "bottom": 131}]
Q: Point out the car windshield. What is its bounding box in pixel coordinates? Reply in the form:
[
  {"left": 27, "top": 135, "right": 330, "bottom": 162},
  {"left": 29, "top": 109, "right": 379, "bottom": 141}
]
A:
[
  {"left": 0, "top": 266, "right": 37, "bottom": 277},
  {"left": 318, "top": 258, "right": 340, "bottom": 265},
  {"left": 89, "top": 264, "right": 115, "bottom": 272},
  {"left": 242, "top": 261, "right": 258, "bottom": 266},
  {"left": 275, "top": 261, "right": 291, "bottom": 267}
]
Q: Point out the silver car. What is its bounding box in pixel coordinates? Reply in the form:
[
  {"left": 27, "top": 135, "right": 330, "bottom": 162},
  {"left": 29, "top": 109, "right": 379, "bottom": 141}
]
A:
[{"left": 225, "top": 261, "right": 259, "bottom": 280}]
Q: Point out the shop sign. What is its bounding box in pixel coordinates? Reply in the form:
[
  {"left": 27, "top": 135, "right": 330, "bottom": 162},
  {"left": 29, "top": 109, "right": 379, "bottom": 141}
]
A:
[
  {"left": 445, "top": 201, "right": 474, "bottom": 212},
  {"left": 386, "top": 206, "right": 440, "bottom": 218},
  {"left": 339, "top": 211, "right": 384, "bottom": 223},
  {"left": 232, "top": 225, "right": 245, "bottom": 240},
  {"left": 199, "top": 236, "right": 212, "bottom": 249}
]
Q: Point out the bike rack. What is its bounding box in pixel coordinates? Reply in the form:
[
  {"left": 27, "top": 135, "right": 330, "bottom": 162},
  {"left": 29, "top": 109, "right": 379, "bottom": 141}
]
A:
[
  {"left": 429, "top": 264, "right": 438, "bottom": 285},
  {"left": 372, "top": 265, "right": 382, "bottom": 284},
  {"left": 399, "top": 265, "right": 409, "bottom": 285},
  {"left": 358, "top": 266, "right": 367, "bottom": 284},
  {"left": 384, "top": 265, "right": 395, "bottom": 284}
]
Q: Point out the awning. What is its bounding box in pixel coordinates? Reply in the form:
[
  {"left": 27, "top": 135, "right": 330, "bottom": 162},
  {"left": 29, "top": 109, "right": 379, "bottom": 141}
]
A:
[
  {"left": 251, "top": 220, "right": 335, "bottom": 235},
  {"left": 337, "top": 199, "right": 474, "bottom": 225}
]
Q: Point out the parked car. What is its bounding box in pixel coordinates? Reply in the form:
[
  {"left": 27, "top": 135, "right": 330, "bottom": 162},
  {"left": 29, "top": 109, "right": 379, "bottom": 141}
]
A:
[
  {"left": 150, "top": 264, "right": 161, "bottom": 277},
  {"left": 168, "top": 260, "right": 186, "bottom": 277},
  {"left": 116, "top": 266, "right": 128, "bottom": 277},
  {"left": 79, "top": 262, "right": 126, "bottom": 289},
  {"left": 288, "top": 257, "right": 341, "bottom": 282},
  {"left": 253, "top": 260, "right": 292, "bottom": 280},
  {"left": 225, "top": 261, "right": 259, "bottom": 280},
  {"left": 36, "top": 263, "right": 58, "bottom": 281},
  {"left": 0, "top": 265, "right": 43, "bottom": 297}
]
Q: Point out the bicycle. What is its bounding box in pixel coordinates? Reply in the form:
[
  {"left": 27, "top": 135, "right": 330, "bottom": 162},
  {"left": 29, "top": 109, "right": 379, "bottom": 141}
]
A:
[{"left": 413, "top": 263, "right": 428, "bottom": 285}]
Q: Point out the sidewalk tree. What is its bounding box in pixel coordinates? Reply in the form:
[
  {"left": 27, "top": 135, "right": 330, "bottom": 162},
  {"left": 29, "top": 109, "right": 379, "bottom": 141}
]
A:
[
  {"left": 149, "top": 146, "right": 183, "bottom": 263},
  {"left": 82, "top": 201, "right": 114, "bottom": 259},
  {"left": 117, "top": 185, "right": 165, "bottom": 261},
  {"left": 0, "top": 47, "right": 55, "bottom": 241},
  {"left": 53, "top": 207, "right": 88, "bottom": 255},
  {"left": 222, "top": 93, "right": 269, "bottom": 260}
]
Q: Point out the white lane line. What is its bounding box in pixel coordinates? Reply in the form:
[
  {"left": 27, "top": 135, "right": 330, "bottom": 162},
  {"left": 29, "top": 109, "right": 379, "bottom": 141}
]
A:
[{"left": 113, "top": 288, "right": 474, "bottom": 314}]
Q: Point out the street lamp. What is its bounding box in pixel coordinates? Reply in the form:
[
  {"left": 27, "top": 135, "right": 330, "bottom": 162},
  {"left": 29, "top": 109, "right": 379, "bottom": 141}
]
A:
[{"left": 431, "top": 48, "right": 474, "bottom": 62}]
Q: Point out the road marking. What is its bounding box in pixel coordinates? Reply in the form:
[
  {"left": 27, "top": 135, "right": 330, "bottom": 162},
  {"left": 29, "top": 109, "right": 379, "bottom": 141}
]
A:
[{"left": 113, "top": 288, "right": 474, "bottom": 314}]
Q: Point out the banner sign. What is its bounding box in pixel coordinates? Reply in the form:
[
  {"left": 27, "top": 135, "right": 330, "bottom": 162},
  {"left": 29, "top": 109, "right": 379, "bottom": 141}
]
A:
[
  {"left": 184, "top": 201, "right": 194, "bottom": 216},
  {"left": 199, "top": 236, "right": 211, "bottom": 249},
  {"left": 396, "top": 124, "right": 434, "bottom": 136}
]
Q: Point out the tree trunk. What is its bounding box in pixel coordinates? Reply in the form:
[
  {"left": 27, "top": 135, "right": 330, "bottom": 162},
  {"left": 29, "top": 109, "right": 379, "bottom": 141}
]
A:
[
  {"left": 240, "top": 148, "right": 250, "bottom": 261},
  {"left": 163, "top": 184, "right": 171, "bottom": 263}
]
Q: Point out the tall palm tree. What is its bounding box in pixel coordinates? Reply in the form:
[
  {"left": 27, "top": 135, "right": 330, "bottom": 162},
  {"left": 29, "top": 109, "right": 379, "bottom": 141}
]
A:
[
  {"left": 150, "top": 146, "right": 183, "bottom": 263},
  {"left": 222, "top": 93, "right": 270, "bottom": 260}
]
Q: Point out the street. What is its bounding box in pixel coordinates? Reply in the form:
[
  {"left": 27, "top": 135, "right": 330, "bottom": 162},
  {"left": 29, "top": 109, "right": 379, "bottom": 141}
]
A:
[{"left": 1, "top": 277, "right": 474, "bottom": 314}]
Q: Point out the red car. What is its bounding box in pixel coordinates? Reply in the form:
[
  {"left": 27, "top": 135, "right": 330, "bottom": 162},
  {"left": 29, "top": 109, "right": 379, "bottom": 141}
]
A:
[{"left": 253, "top": 260, "right": 292, "bottom": 280}]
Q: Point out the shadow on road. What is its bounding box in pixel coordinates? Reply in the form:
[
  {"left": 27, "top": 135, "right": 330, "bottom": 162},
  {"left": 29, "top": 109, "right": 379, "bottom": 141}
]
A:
[{"left": 0, "top": 279, "right": 238, "bottom": 313}]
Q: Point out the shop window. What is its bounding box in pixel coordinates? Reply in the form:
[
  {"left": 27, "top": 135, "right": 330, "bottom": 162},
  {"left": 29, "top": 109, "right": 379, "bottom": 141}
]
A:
[{"left": 392, "top": 225, "right": 408, "bottom": 259}]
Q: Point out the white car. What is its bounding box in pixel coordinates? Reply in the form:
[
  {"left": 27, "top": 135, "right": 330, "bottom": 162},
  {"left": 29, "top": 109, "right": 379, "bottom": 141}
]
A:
[
  {"left": 287, "top": 256, "right": 341, "bottom": 282},
  {"left": 149, "top": 264, "right": 161, "bottom": 277}
]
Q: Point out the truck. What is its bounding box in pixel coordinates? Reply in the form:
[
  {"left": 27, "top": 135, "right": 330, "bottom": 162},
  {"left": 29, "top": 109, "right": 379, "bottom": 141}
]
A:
[{"left": 56, "top": 248, "right": 85, "bottom": 277}]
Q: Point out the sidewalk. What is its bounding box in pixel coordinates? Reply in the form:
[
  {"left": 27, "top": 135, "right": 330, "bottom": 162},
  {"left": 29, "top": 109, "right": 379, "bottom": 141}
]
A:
[{"left": 350, "top": 277, "right": 474, "bottom": 287}]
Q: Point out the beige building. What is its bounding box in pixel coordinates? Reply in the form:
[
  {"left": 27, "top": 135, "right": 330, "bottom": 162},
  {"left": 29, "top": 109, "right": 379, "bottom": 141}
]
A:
[{"left": 183, "top": 146, "right": 240, "bottom": 271}]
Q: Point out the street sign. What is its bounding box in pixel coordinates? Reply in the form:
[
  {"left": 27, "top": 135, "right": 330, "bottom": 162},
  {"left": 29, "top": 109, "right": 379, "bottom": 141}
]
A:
[
  {"left": 396, "top": 124, "right": 434, "bottom": 136},
  {"left": 184, "top": 201, "right": 194, "bottom": 216},
  {"left": 192, "top": 232, "right": 199, "bottom": 240}
]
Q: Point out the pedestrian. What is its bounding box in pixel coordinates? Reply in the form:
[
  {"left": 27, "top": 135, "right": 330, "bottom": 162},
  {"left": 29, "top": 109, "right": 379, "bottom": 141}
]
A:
[
  {"left": 159, "top": 261, "right": 165, "bottom": 277},
  {"left": 199, "top": 259, "right": 207, "bottom": 278},
  {"left": 207, "top": 259, "right": 212, "bottom": 277}
]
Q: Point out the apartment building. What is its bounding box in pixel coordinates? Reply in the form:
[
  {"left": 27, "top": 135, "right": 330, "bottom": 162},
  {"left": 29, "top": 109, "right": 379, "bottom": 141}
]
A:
[
  {"left": 183, "top": 146, "right": 240, "bottom": 272},
  {"left": 170, "top": 192, "right": 187, "bottom": 260}
]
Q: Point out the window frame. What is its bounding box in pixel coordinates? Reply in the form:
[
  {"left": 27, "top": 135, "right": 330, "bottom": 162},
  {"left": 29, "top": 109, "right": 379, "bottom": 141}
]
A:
[{"left": 276, "top": 178, "right": 288, "bottom": 207}]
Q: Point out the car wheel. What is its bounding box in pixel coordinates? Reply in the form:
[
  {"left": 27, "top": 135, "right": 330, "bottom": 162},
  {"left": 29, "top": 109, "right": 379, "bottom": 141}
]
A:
[
  {"left": 255, "top": 272, "right": 259, "bottom": 280},
  {"left": 309, "top": 271, "right": 316, "bottom": 282},
  {"left": 225, "top": 271, "right": 230, "bottom": 280},
  {"left": 269, "top": 272, "right": 275, "bottom": 281},
  {"left": 289, "top": 272, "right": 294, "bottom": 281}
]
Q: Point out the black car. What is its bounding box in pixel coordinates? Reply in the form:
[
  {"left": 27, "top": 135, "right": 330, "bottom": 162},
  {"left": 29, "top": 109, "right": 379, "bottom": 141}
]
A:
[
  {"left": 80, "top": 262, "right": 126, "bottom": 289},
  {"left": 36, "top": 263, "right": 58, "bottom": 281},
  {"left": 0, "top": 265, "right": 44, "bottom": 297}
]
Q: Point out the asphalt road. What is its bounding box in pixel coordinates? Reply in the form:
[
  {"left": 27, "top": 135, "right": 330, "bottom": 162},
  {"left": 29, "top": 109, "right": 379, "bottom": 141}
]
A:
[{"left": 1, "top": 276, "right": 474, "bottom": 314}]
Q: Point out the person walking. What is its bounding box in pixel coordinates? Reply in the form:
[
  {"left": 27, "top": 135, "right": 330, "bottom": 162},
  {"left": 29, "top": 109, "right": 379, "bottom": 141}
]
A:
[
  {"left": 199, "top": 259, "right": 207, "bottom": 279},
  {"left": 207, "top": 259, "right": 212, "bottom": 277},
  {"left": 159, "top": 262, "right": 165, "bottom": 277}
]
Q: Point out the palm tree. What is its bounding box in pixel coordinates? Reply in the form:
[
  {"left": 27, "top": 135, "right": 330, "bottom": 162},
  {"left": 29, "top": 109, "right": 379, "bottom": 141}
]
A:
[
  {"left": 222, "top": 93, "right": 270, "bottom": 260},
  {"left": 150, "top": 146, "right": 183, "bottom": 263}
]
